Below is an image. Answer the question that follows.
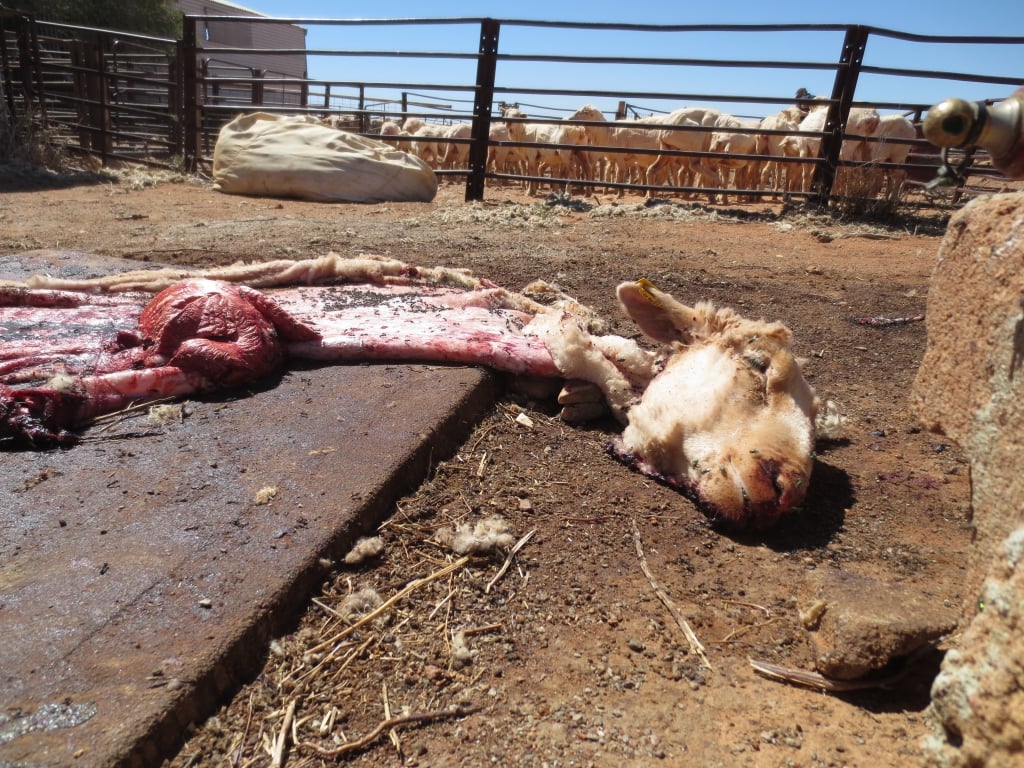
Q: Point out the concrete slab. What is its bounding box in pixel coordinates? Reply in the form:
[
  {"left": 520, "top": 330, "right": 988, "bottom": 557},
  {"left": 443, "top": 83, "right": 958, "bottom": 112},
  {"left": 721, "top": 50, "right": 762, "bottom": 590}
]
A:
[{"left": 0, "top": 253, "right": 497, "bottom": 767}]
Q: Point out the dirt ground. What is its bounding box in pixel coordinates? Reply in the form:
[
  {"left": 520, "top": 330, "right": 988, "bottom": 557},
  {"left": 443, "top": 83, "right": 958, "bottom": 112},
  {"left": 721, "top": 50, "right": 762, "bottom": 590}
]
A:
[{"left": 1, "top": 170, "right": 974, "bottom": 767}]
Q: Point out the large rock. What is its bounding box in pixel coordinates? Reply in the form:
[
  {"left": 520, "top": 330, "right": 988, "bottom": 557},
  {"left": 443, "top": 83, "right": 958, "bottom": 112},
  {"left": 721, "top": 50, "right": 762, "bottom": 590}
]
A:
[
  {"left": 799, "top": 569, "right": 956, "bottom": 680},
  {"left": 911, "top": 192, "right": 1024, "bottom": 767},
  {"left": 913, "top": 192, "right": 1024, "bottom": 608},
  {"left": 925, "top": 528, "right": 1024, "bottom": 766}
]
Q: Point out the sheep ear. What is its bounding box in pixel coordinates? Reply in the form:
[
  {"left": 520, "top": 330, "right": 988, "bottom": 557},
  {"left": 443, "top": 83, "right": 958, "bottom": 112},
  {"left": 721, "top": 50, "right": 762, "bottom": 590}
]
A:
[{"left": 616, "top": 279, "right": 695, "bottom": 344}]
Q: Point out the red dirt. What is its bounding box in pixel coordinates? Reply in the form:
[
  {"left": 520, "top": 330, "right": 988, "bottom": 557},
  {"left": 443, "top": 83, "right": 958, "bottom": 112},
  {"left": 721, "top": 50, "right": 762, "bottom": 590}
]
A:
[{"left": 0, "top": 171, "right": 971, "bottom": 767}]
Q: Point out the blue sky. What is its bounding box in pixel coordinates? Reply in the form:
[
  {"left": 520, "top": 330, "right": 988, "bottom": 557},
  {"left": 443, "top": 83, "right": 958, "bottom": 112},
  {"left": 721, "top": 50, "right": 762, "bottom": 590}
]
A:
[{"left": 227, "top": 1, "right": 1023, "bottom": 120}]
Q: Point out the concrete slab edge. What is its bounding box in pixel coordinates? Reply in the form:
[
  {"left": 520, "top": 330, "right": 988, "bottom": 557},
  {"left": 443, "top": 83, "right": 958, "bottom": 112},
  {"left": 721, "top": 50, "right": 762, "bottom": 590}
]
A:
[{"left": 117, "top": 371, "right": 499, "bottom": 768}]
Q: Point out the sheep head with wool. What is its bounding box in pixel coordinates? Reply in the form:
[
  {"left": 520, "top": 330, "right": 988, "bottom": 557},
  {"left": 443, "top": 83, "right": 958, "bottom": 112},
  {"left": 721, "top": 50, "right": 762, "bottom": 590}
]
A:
[
  {"left": 613, "top": 279, "right": 819, "bottom": 528},
  {"left": 535, "top": 278, "right": 819, "bottom": 530}
]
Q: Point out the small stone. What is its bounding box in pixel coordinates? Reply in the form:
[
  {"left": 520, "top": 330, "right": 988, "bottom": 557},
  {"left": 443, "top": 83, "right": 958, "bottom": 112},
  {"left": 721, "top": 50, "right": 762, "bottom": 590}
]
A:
[
  {"left": 198, "top": 598, "right": 213, "bottom": 609},
  {"left": 799, "top": 568, "right": 957, "bottom": 679},
  {"left": 627, "top": 637, "right": 645, "bottom": 652}
]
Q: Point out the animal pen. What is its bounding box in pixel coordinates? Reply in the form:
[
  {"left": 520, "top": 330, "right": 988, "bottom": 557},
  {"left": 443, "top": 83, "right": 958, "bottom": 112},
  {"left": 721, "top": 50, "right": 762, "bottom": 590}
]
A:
[{"left": 1, "top": 11, "right": 1021, "bottom": 208}]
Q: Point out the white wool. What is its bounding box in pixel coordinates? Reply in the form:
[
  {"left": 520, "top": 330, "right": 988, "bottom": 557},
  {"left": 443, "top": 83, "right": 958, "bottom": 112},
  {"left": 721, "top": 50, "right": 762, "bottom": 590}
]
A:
[
  {"left": 450, "top": 630, "right": 476, "bottom": 668},
  {"left": 435, "top": 515, "right": 515, "bottom": 555},
  {"left": 146, "top": 403, "right": 186, "bottom": 426},
  {"left": 590, "top": 334, "right": 659, "bottom": 385},
  {"left": 21, "top": 253, "right": 487, "bottom": 294},
  {"left": 253, "top": 486, "right": 277, "bottom": 505},
  {"left": 525, "top": 311, "right": 638, "bottom": 422},
  {"left": 45, "top": 373, "right": 76, "bottom": 392},
  {"left": 816, "top": 399, "right": 848, "bottom": 440},
  {"left": 337, "top": 587, "right": 384, "bottom": 624},
  {"left": 212, "top": 112, "right": 437, "bottom": 203},
  {"left": 343, "top": 536, "right": 385, "bottom": 565}
]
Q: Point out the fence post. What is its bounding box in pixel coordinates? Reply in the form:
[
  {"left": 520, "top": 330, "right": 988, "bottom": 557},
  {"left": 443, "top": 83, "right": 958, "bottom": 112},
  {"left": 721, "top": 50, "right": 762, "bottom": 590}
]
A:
[
  {"left": 0, "top": 17, "right": 9, "bottom": 124},
  {"left": 13, "top": 15, "right": 34, "bottom": 117},
  {"left": 0, "top": 13, "right": 29, "bottom": 121},
  {"left": 69, "top": 41, "right": 91, "bottom": 147},
  {"left": 26, "top": 18, "right": 47, "bottom": 121},
  {"left": 251, "top": 68, "right": 264, "bottom": 106},
  {"left": 810, "top": 24, "right": 869, "bottom": 207},
  {"left": 85, "top": 32, "right": 112, "bottom": 161},
  {"left": 0, "top": 14, "right": 17, "bottom": 120},
  {"left": 465, "top": 18, "right": 500, "bottom": 202},
  {"left": 81, "top": 41, "right": 103, "bottom": 155},
  {"left": 169, "top": 41, "right": 182, "bottom": 157},
  {"left": 182, "top": 16, "right": 200, "bottom": 171}
]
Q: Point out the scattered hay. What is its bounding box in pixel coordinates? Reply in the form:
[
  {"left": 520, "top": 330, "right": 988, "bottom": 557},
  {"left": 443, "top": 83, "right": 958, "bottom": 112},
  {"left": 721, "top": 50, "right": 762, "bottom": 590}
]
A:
[
  {"left": 168, "top": 456, "right": 533, "bottom": 768},
  {"left": 0, "top": 110, "right": 68, "bottom": 170},
  {"left": 432, "top": 201, "right": 565, "bottom": 228},
  {"left": 591, "top": 201, "right": 704, "bottom": 221},
  {"left": 427, "top": 189, "right": 947, "bottom": 238},
  {"left": 103, "top": 167, "right": 195, "bottom": 190},
  {"left": 632, "top": 518, "right": 712, "bottom": 671}
]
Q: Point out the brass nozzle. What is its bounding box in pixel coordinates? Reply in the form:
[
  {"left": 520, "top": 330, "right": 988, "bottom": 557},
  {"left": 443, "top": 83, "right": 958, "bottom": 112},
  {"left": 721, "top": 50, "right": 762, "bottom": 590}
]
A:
[
  {"left": 923, "top": 95, "right": 1022, "bottom": 161},
  {"left": 922, "top": 97, "right": 979, "bottom": 148}
]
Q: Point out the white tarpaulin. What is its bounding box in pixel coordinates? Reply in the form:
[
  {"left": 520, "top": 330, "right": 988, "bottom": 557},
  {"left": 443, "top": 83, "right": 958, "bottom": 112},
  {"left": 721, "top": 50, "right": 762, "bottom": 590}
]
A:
[{"left": 212, "top": 112, "right": 438, "bottom": 203}]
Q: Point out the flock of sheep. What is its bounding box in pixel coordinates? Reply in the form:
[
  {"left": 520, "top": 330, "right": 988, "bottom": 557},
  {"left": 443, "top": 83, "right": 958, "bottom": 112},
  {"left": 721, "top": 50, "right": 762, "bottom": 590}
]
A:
[{"left": 364, "top": 100, "right": 919, "bottom": 203}]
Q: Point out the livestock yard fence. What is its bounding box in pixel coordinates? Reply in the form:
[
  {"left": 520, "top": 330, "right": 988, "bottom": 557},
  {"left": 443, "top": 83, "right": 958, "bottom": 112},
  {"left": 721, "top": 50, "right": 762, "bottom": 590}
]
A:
[{"left": 1, "top": 11, "right": 1022, "bottom": 210}]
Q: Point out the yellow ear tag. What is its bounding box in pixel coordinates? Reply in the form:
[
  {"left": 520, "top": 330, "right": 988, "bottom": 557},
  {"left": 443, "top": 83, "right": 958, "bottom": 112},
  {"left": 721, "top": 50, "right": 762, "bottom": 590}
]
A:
[{"left": 635, "top": 278, "right": 663, "bottom": 307}]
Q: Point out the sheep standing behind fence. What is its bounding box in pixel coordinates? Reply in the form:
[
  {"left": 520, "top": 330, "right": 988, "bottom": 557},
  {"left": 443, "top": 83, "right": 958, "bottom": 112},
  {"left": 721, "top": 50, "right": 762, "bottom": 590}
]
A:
[{"left": 377, "top": 100, "right": 920, "bottom": 204}]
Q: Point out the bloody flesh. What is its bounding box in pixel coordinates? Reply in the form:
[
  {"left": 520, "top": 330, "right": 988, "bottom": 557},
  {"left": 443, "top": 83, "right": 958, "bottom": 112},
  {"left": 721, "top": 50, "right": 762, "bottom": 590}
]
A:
[{"left": 0, "top": 281, "right": 560, "bottom": 446}]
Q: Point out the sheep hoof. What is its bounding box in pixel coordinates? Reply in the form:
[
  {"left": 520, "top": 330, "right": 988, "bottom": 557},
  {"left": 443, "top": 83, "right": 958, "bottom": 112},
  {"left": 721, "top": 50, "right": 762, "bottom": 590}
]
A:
[
  {"left": 557, "top": 379, "right": 608, "bottom": 422},
  {"left": 560, "top": 401, "right": 610, "bottom": 424},
  {"left": 557, "top": 379, "right": 604, "bottom": 406}
]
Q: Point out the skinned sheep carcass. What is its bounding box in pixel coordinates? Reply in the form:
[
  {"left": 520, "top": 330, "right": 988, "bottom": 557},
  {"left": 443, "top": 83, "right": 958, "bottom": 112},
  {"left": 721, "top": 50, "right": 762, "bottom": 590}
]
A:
[{"left": 1, "top": 254, "right": 819, "bottom": 530}]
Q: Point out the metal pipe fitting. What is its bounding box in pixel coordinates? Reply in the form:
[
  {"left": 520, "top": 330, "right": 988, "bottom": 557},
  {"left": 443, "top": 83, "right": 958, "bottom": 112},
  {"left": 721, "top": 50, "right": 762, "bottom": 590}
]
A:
[{"left": 923, "top": 89, "right": 1024, "bottom": 179}]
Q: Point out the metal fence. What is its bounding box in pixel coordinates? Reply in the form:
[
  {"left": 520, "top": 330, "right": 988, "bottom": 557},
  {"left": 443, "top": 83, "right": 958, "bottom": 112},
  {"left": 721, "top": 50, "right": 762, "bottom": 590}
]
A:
[{"left": 2, "top": 11, "right": 1022, "bottom": 208}]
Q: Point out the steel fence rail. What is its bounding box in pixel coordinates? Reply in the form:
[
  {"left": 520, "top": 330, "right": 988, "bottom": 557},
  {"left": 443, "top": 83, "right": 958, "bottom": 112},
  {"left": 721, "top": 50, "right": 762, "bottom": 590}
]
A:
[{"left": 1, "top": 12, "right": 1020, "bottom": 208}]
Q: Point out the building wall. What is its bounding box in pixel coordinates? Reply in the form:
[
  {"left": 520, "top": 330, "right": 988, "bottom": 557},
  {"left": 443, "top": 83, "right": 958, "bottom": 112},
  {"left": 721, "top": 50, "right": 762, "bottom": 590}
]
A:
[{"left": 174, "top": 0, "right": 307, "bottom": 106}]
